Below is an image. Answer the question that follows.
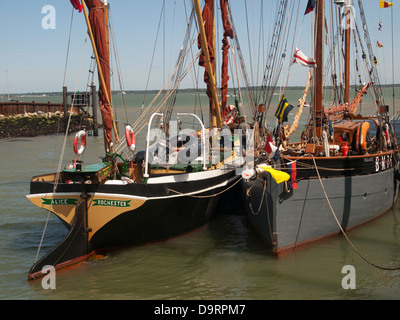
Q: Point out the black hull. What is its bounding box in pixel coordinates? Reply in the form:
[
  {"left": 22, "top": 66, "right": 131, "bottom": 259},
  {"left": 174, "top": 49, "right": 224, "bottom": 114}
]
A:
[
  {"left": 90, "top": 185, "right": 222, "bottom": 251},
  {"left": 243, "top": 152, "right": 399, "bottom": 255},
  {"left": 28, "top": 169, "right": 239, "bottom": 278},
  {"left": 29, "top": 199, "right": 94, "bottom": 280}
]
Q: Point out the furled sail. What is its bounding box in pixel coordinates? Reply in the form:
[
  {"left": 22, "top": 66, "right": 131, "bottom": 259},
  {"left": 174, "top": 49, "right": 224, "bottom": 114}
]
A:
[
  {"left": 198, "top": 0, "right": 216, "bottom": 117},
  {"left": 220, "top": 0, "right": 234, "bottom": 118},
  {"left": 85, "top": 0, "right": 113, "bottom": 150}
]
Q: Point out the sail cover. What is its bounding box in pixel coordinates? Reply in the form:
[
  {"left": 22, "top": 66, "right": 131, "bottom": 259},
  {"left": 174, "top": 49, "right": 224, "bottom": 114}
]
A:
[
  {"left": 220, "top": 0, "right": 234, "bottom": 118},
  {"left": 198, "top": 0, "right": 216, "bottom": 117},
  {"left": 85, "top": 0, "right": 113, "bottom": 150}
]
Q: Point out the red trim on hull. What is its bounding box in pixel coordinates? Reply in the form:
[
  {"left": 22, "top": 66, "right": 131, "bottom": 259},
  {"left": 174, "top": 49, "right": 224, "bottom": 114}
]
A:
[{"left": 28, "top": 251, "right": 96, "bottom": 281}]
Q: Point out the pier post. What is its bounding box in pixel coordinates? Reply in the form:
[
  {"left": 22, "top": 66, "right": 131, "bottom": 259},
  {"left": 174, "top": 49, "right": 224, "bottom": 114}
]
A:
[
  {"left": 91, "top": 84, "right": 98, "bottom": 136},
  {"left": 63, "top": 86, "right": 68, "bottom": 134}
]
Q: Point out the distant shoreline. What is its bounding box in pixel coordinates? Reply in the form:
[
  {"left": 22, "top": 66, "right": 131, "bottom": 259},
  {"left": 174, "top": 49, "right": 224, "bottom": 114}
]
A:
[{"left": 4, "top": 84, "right": 400, "bottom": 98}]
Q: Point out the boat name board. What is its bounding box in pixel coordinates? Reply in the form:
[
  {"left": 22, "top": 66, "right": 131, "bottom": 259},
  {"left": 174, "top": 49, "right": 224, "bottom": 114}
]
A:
[
  {"left": 41, "top": 198, "right": 78, "bottom": 206},
  {"left": 92, "top": 199, "right": 132, "bottom": 208},
  {"left": 373, "top": 155, "right": 393, "bottom": 172}
]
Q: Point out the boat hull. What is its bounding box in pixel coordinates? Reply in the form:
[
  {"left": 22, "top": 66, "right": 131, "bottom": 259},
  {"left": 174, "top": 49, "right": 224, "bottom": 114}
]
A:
[
  {"left": 243, "top": 153, "right": 399, "bottom": 255},
  {"left": 28, "top": 168, "right": 239, "bottom": 251}
]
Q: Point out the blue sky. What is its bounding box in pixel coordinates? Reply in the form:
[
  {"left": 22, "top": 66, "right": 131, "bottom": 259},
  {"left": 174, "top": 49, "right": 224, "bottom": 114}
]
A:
[{"left": 0, "top": 0, "right": 398, "bottom": 94}]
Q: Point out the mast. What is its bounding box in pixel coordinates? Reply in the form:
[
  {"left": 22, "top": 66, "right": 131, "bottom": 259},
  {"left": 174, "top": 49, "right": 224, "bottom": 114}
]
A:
[
  {"left": 344, "top": 0, "right": 351, "bottom": 104},
  {"left": 81, "top": 0, "right": 119, "bottom": 152},
  {"left": 314, "top": 0, "right": 324, "bottom": 138},
  {"left": 194, "top": 0, "right": 223, "bottom": 128}
]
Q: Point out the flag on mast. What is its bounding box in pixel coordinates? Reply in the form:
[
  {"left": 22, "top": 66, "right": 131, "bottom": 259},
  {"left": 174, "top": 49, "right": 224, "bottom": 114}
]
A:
[
  {"left": 70, "top": 0, "right": 83, "bottom": 12},
  {"left": 380, "top": 1, "right": 393, "bottom": 8},
  {"left": 305, "top": 0, "right": 316, "bottom": 15},
  {"left": 293, "top": 48, "right": 317, "bottom": 68},
  {"left": 275, "top": 95, "right": 294, "bottom": 123}
]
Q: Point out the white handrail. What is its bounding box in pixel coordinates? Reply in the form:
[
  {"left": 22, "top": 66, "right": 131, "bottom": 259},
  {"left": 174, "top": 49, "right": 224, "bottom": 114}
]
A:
[
  {"left": 177, "top": 113, "right": 207, "bottom": 171},
  {"left": 144, "top": 113, "right": 164, "bottom": 179}
]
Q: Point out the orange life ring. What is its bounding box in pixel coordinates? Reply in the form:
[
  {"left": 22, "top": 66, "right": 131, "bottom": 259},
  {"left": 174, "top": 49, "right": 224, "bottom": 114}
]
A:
[
  {"left": 73, "top": 130, "right": 86, "bottom": 155},
  {"left": 356, "top": 122, "right": 369, "bottom": 155},
  {"left": 125, "top": 125, "right": 136, "bottom": 152}
]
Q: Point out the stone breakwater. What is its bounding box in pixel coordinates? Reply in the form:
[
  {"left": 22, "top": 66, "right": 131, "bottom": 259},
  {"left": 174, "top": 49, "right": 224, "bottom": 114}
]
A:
[{"left": 0, "top": 112, "right": 94, "bottom": 139}]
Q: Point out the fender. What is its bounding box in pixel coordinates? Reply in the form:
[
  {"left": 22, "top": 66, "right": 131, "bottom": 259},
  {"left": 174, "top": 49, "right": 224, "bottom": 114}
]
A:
[{"left": 356, "top": 122, "right": 369, "bottom": 155}]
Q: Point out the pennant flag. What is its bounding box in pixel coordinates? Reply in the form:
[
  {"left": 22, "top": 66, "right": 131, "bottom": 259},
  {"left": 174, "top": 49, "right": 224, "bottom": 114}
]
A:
[
  {"left": 380, "top": 1, "right": 393, "bottom": 8},
  {"left": 293, "top": 48, "right": 317, "bottom": 68},
  {"left": 275, "top": 94, "right": 294, "bottom": 123},
  {"left": 269, "top": 142, "right": 278, "bottom": 159},
  {"left": 259, "top": 164, "right": 290, "bottom": 184},
  {"left": 305, "top": 0, "right": 316, "bottom": 15},
  {"left": 287, "top": 161, "right": 298, "bottom": 190},
  {"left": 264, "top": 133, "right": 273, "bottom": 153},
  {"left": 70, "top": 0, "right": 83, "bottom": 13},
  {"left": 377, "top": 41, "right": 384, "bottom": 48}
]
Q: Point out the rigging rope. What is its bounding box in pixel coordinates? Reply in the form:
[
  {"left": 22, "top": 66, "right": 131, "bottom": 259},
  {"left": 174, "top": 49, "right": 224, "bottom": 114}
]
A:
[
  {"left": 312, "top": 155, "right": 400, "bottom": 271},
  {"left": 34, "top": 36, "right": 89, "bottom": 264}
]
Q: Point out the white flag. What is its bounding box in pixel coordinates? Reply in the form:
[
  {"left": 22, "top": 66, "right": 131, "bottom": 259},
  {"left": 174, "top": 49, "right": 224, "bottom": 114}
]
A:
[{"left": 293, "top": 48, "right": 317, "bottom": 68}]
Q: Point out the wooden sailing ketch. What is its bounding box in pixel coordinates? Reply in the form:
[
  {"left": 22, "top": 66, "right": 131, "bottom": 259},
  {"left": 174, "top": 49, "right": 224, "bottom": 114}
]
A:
[
  {"left": 242, "top": 0, "right": 400, "bottom": 255},
  {"left": 27, "top": 0, "right": 249, "bottom": 280}
]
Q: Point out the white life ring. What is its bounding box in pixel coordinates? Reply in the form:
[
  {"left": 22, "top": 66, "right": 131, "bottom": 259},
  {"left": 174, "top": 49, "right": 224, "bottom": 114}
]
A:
[
  {"left": 73, "top": 130, "right": 86, "bottom": 155},
  {"left": 125, "top": 125, "right": 136, "bottom": 152}
]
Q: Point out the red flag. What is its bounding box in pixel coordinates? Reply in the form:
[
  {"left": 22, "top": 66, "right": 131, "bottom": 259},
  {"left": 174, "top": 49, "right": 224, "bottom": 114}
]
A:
[
  {"left": 70, "top": 0, "right": 83, "bottom": 13},
  {"left": 287, "top": 161, "right": 298, "bottom": 190},
  {"left": 264, "top": 133, "right": 273, "bottom": 154}
]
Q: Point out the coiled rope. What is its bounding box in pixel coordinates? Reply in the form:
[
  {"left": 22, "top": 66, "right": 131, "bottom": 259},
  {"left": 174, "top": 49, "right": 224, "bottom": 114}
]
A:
[{"left": 312, "top": 155, "right": 400, "bottom": 271}]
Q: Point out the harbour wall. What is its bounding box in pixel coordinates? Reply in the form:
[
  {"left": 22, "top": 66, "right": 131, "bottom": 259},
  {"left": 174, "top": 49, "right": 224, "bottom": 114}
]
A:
[
  {"left": 0, "top": 100, "right": 96, "bottom": 139},
  {"left": 0, "top": 112, "right": 94, "bottom": 139}
]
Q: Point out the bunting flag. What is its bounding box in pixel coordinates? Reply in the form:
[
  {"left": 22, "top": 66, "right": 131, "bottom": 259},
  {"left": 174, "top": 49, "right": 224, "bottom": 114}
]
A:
[
  {"left": 259, "top": 165, "right": 290, "bottom": 184},
  {"left": 70, "top": 0, "right": 83, "bottom": 12},
  {"left": 380, "top": 0, "right": 393, "bottom": 8},
  {"left": 377, "top": 41, "right": 384, "bottom": 48},
  {"left": 293, "top": 48, "right": 317, "bottom": 68},
  {"left": 287, "top": 161, "right": 298, "bottom": 190},
  {"left": 264, "top": 133, "right": 273, "bottom": 154},
  {"left": 305, "top": 0, "right": 316, "bottom": 15},
  {"left": 275, "top": 94, "right": 294, "bottom": 123}
]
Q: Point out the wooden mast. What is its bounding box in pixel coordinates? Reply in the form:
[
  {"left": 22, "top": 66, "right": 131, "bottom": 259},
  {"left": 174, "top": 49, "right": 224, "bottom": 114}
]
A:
[
  {"left": 314, "top": 0, "right": 324, "bottom": 138},
  {"left": 344, "top": 0, "right": 351, "bottom": 104},
  {"left": 194, "top": 0, "right": 223, "bottom": 128},
  {"left": 81, "top": 0, "right": 119, "bottom": 150},
  {"left": 211, "top": 0, "right": 217, "bottom": 128}
]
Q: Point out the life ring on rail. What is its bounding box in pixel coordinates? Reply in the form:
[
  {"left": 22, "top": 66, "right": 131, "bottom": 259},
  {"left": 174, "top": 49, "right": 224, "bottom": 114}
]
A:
[
  {"left": 73, "top": 130, "right": 86, "bottom": 155},
  {"left": 125, "top": 125, "right": 136, "bottom": 152},
  {"left": 356, "top": 122, "right": 370, "bottom": 155}
]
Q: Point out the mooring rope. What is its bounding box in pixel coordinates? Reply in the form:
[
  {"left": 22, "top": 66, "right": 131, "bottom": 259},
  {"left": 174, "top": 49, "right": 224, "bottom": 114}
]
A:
[
  {"left": 248, "top": 180, "right": 267, "bottom": 216},
  {"left": 168, "top": 176, "right": 243, "bottom": 199},
  {"left": 312, "top": 155, "right": 400, "bottom": 271},
  {"left": 33, "top": 35, "right": 89, "bottom": 265}
]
